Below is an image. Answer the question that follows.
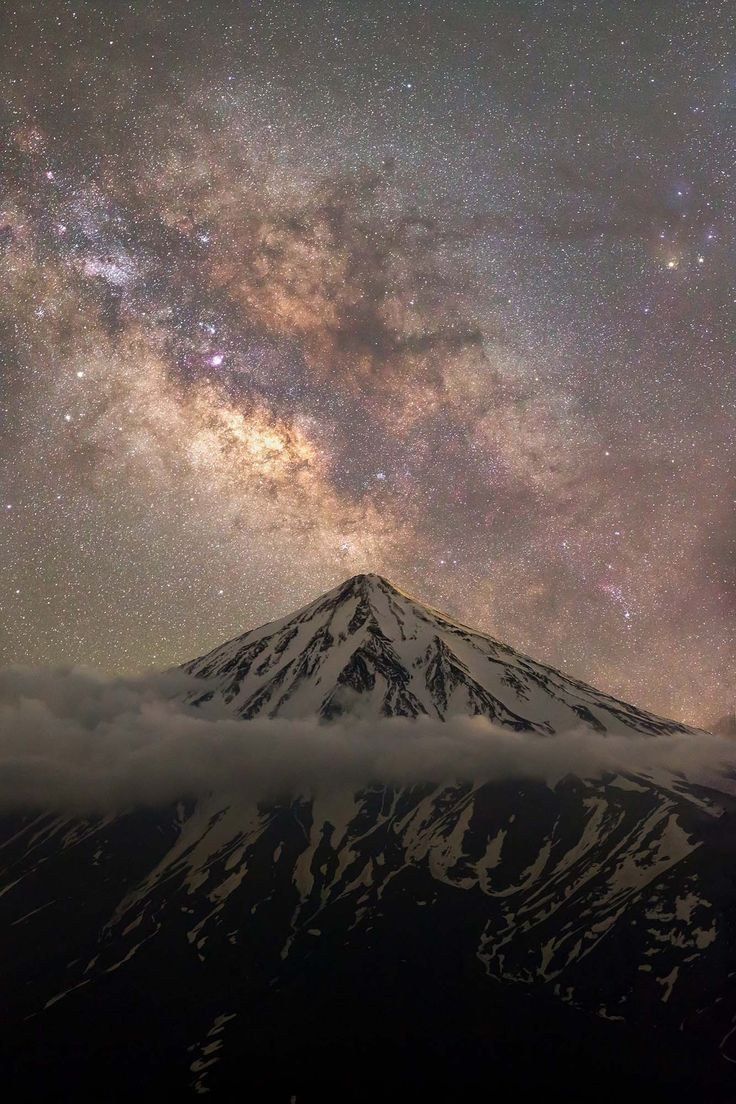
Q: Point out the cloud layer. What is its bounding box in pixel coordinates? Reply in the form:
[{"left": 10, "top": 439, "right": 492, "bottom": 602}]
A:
[{"left": 0, "top": 666, "right": 732, "bottom": 816}]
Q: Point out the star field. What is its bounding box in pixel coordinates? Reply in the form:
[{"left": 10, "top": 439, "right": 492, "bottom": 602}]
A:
[{"left": 0, "top": 0, "right": 734, "bottom": 725}]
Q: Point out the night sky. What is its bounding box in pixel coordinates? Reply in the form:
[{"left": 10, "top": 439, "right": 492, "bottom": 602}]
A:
[{"left": 0, "top": 0, "right": 733, "bottom": 725}]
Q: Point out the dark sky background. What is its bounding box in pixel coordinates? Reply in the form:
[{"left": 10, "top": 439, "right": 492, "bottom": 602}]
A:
[{"left": 0, "top": 0, "right": 733, "bottom": 725}]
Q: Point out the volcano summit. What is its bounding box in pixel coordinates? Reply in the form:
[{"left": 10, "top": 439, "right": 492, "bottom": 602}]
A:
[{"left": 183, "top": 572, "right": 694, "bottom": 736}]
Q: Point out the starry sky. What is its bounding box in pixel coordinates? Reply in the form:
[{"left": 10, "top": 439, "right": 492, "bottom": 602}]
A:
[{"left": 0, "top": 0, "right": 733, "bottom": 725}]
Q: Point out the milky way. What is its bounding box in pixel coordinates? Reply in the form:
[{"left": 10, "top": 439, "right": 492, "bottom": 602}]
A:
[{"left": 0, "top": 0, "right": 733, "bottom": 724}]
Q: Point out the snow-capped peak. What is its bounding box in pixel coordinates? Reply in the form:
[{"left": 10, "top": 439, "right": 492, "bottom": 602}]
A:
[{"left": 183, "top": 574, "right": 695, "bottom": 737}]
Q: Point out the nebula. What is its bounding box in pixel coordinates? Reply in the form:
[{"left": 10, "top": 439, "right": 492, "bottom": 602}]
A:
[{"left": 0, "top": 0, "right": 733, "bottom": 724}]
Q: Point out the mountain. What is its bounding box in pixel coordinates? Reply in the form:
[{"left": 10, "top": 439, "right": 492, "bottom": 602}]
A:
[
  {"left": 183, "top": 572, "right": 694, "bottom": 736},
  {"left": 1, "top": 574, "right": 735, "bottom": 1102}
]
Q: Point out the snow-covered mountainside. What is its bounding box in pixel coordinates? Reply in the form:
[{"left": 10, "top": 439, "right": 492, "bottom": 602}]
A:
[
  {"left": 183, "top": 572, "right": 694, "bottom": 736},
  {"left": 1, "top": 575, "right": 735, "bottom": 1102}
]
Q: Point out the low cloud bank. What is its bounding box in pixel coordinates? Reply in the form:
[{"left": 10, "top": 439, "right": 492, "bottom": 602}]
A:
[{"left": 0, "top": 665, "right": 733, "bottom": 815}]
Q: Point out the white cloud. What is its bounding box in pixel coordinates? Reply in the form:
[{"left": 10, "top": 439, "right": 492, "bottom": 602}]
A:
[{"left": 0, "top": 664, "right": 732, "bottom": 814}]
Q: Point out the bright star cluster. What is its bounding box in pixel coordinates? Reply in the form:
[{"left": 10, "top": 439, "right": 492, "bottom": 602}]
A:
[{"left": 0, "top": 0, "right": 733, "bottom": 725}]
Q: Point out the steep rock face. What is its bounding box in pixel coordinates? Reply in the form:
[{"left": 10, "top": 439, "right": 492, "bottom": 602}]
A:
[{"left": 0, "top": 574, "right": 733, "bottom": 1101}]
